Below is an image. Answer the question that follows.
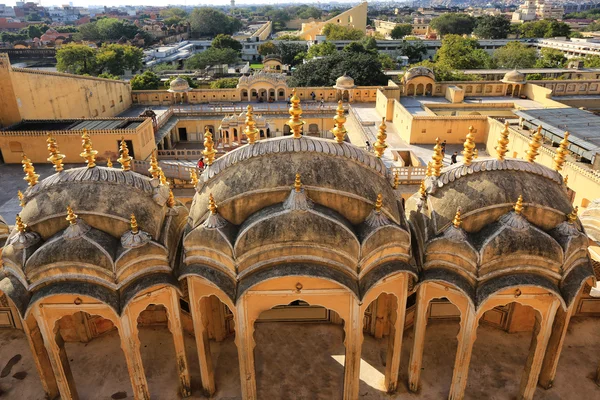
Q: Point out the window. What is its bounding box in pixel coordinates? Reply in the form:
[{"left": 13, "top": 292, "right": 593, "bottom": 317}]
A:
[
  {"left": 9, "top": 141, "right": 22, "bottom": 152},
  {"left": 447, "top": 129, "right": 452, "bottom": 134},
  {"left": 421, "top": 129, "right": 426, "bottom": 134}
]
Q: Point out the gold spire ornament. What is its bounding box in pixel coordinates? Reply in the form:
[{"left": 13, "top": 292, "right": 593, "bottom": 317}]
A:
[
  {"left": 148, "top": 149, "right": 161, "bottom": 178},
  {"left": 190, "top": 169, "right": 199, "bottom": 186},
  {"left": 526, "top": 125, "right": 543, "bottom": 163},
  {"left": 167, "top": 189, "right": 176, "bottom": 208},
  {"left": 15, "top": 214, "right": 27, "bottom": 233},
  {"left": 452, "top": 207, "right": 462, "bottom": 228},
  {"left": 46, "top": 133, "right": 65, "bottom": 172},
  {"left": 22, "top": 154, "right": 39, "bottom": 187},
  {"left": 431, "top": 138, "right": 444, "bottom": 177},
  {"left": 106, "top": 158, "right": 113, "bottom": 168},
  {"left": 514, "top": 195, "right": 524, "bottom": 214},
  {"left": 80, "top": 129, "right": 98, "bottom": 168},
  {"left": 462, "top": 126, "right": 476, "bottom": 166},
  {"left": 130, "top": 213, "right": 139, "bottom": 234},
  {"left": 17, "top": 191, "right": 25, "bottom": 207},
  {"left": 332, "top": 100, "right": 347, "bottom": 144},
  {"left": 473, "top": 148, "right": 479, "bottom": 159},
  {"left": 374, "top": 193, "right": 383, "bottom": 212},
  {"left": 567, "top": 206, "right": 579, "bottom": 224},
  {"left": 117, "top": 137, "right": 132, "bottom": 171},
  {"left": 203, "top": 128, "right": 216, "bottom": 166},
  {"left": 393, "top": 170, "right": 400, "bottom": 189},
  {"left": 287, "top": 88, "right": 304, "bottom": 139},
  {"left": 564, "top": 175, "right": 569, "bottom": 185},
  {"left": 426, "top": 161, "right": 433, "bottom": 177},
  {"left": 66, "top": 206, "right": 78, "bottom": 225},
  {"left": 496, "top": 121, "right": 510, "bottom": 161},
  {"left": 244, "top": 105, "right": 259, "bottom": 144},
  {"left": 294, "top": 173, "right": 302, "bottom": 192},
  {"left": 208, "top": 193, "right": 218, "bottom": 214},
  {"left": 553, "top": 131, "right": 570, "bottom": 171},
  {"left": 419, "top": 180, "right": 427, "bottom": 199},
  {"left": 373, "top": 118, "right": 388, "bottom": 158},
  {"left": 159, "top": 170, "right": 168, "bottom": 186}
]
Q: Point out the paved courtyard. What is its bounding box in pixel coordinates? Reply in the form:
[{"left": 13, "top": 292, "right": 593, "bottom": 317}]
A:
[{"left": 0, "top": 318, "right": 598, "bottom": 399}]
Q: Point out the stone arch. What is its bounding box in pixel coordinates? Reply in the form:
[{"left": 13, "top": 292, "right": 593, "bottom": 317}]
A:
[
  {"left": 425, "top": 83, "right": 433, "bottom": 96},
  {"left": 407, "top": 84, "right": 415, "bottom": 96},
  {"left": 241, "top": 90, "right": 248, "bottom": 101},
  {"left": 416, "top": 84, "right": 424, "bottom": 96}
]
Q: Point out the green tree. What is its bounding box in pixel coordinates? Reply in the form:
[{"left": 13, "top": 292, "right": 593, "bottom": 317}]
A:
[
  {"left": 96, "top": 44, "right": 144, "bottom": 75},
  {"left": 526, "top": 73, "right": 543, "bottom": 80},
  {"left": 409, "top": 60, "right": 472, "bottom": 82},
  {"left": 306, "top": 42, "right": 337, "bottom": 59},
  {"left": 130, "top": 71, "right": 161, "bottom": 90},
  {"left": 343, "top": 42, "right": 373, "bottom": 54},
  {"left": 98, "top": 73, "right": 120, "bottom": 80},
  {"left": 430, "top": 13, "right": 476, "bottom": 36},
  {"left": 276, "top": 34, "right": 303, "bottom": 41},
  {"left": 519, "top": 20, "right": 571, "bottom": 38},
  {"left": 322, "top": 23, "right": 365, "bottom": 40},
  {"left": 258, "top": 41, "right": 278, "bottom": 56},
  {"left": 25, "top": 24, "right": 48, "bottom": 39},
  {"left": 434, "top": 35, "right": 491, "bottom": 70},
  {"left": 211, "top": 34, "right": 242, "bottom": 52},
  {"left": 492, "top": 41, "right": 536, "bottom": 69},
  {"left": 398, "top": 40, "right": 427, "bottom": 63},
  {"left": 189, "top": 8, "right": 243, "bottom": 37},
  {"left": 184, "top": 47, "right": 240, "bottom": 69},
  {"left": 288, "top": 52, "right": 387, "bottom": 87},
  {"left": 276, "top": 42, "right": 307, "bottom": 66},
  {"left": 582, "top": 55, "right": 600, "bottom": 68},
  {"left": 361, "top": 36, "right": 378, "bottom": 52},
  {"left": 76, "top": 18, "right": 140, "bottom": 41},
  {"left": 570, "top": 31, "right": 584, "bottom": 38},
  {"left": 56, "top": 44, "right": 97, "bottom": 75},
  {"left": 379, "top": 53, "right": 396, "bottom": 70},
  {"left": 390, "top": 24, "right": 413, "bottom": 39},
  {"left": 210, "top": 77, "right": 239, "bottom": 88},
  {"left": 160, "top": 7, "right": 187, "bottom": 24},
  {"left": 1, "top": 32, "right": 28, "bottom": 43},
  {"left": 473, "top": 15, "right": 511, "bottom": 39},
  {"left": 535, "top": 48, "right": 567, "bottom": 68}
]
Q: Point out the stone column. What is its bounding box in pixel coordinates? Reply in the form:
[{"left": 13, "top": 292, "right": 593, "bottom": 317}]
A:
[
  {"left": 22, "top": 315, "right": 60, "bottom": 399},
  {"left": 119, "top": 311, "right": 151, "bottom": 400},
  {"left": 538, "top": 304, "right": 575, "bottom": 389},
  {"left": 518, "top": 299, "right": 560, "bottom": 400},
  {"left": 385, "top": 278, "right": 409, "bottom": 393},
  {"left": 408, "top": 285, "right": 430, "bottom": 392},
  {"left": 32, "top": 307, "right": 79, "bottom": 400},
  {"left": 235, "top": 295, "right": 258, "bottom": 400},
  {"left": 188, "top": 283, "right": 216, "bottom": 396},
  {"left": 165, "top": 287, "right": 191, "bottom": 397},
  {"left": 343, "top": 296, "right": 362, "bottom": 400},
  {"left": 447, "top": 306, "right": 478, "bottom": 400}
]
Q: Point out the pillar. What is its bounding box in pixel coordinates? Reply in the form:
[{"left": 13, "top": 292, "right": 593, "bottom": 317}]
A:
[
  {"left": 538, "top": 304, "right": 575, "bottom": 389},
  {"left": 385, "top": 279, "right": 409, "bottom": 393},
  {"left": 22, "top": 316, "right": 60, "bottom": 400},
  {"left": 166, "top": 288, "right": 191, "bottom": 397},
  {"left": 447, "top": 306, "right": 478, "bottom": 400},
  {"left": 119, "top": 311, "right": 151, "bottom": 400},
  {"left": 343, "top": 296, "right": 362, "bottom": 400},
  {"left": 408, "top": 285, "right": 430, "bottom": 392},
  {"left": 31, "top": 308, "right": 78, "bottom": 400},
  {"left": 188, "top": 285, "right": 216, "bottom": 396},
  {"left": 235, "top": 295, "right": 257, "bottom": 400},
  {"left": 518, "top": 299, "right": 560, "bottom": 400}
]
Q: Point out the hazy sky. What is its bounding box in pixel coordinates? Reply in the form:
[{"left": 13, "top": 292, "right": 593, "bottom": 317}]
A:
[{"left": 3, "top": 0, "right": 340, "bottom": 7}]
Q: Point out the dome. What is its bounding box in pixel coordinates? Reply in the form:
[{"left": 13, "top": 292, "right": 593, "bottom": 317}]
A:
[
  {"left": 168, "top": 77, "right": 190, "bottom": 93},
  {"left": 402, "top": 66, "right": 436, "bottom": 83},
  {"left": 333, "top": 74, "right": 356, "bottom": 90},
  {"left": 502, "top": 69, "right": 526, "bottom": 84}
]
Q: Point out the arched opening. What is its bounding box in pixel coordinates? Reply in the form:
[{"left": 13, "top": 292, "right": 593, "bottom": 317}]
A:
[
  {"left": 233, "top": 128, "right": 238, "bottom": 143},
  {"left": 241, "top": 90, "right": 248, "bottom": 101},
  {"left": 254, "top": 301, "right": 345, "bottom": 398},
  {"left": 407, "top": 84, "right": 415, "bottom": 96},
  {"left": 278, "top": 90, "right": 285, "bottom": 99},
  {"left": 258, "top": 89, "right": 267, "bottom": 102},
  {"left": 342, "top": 90, "right": 350, "bottom": 102},
  {"left": 268, "top": 89, "right": 275, "bottom": 101},
  {"left": 136, "top": 304, "right": 180, "bottom": 397},
  {"left": 308, "top": 123, "right": 319, "bottom": 137},
  {"left": 416, "top": 84, "right": 424, "bottom": 96},
  {"left": 506, "top": 84, "right": 513, "bottom": 96},
  {"left": 283, "top": 125, "right": 291, "bottom": 136},
  {"left": 54, "top": 312, "right": 133, "bottom": 399},
  {"left": 425, "top": 83, "right": 433, "bottom": 96},
  {"left": 514, "top": 85, "right": 521, "bottom": 97},
  {"left": 259, "top": 129, "right": 264, "bottom": 138},
  {"left": 266, "top": 128, "right": 271, "bottom": 138},
  {"left": 204, "top": 125, "right": 214, "bottom": 134},
  {"left": 251, "top": 89, "right": 258, "bottom": 100}
]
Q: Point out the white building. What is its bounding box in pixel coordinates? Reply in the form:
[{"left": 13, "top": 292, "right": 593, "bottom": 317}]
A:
[
  {"left": 0, "top": 4, "right": 16, "bottom": 18},
  {"left": 512, "top": 0, "right": 565, "bottom": 22}
]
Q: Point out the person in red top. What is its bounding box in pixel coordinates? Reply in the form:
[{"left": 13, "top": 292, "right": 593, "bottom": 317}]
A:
[{"left": 197, "top": 157, "right": 205, "bottom": 170}]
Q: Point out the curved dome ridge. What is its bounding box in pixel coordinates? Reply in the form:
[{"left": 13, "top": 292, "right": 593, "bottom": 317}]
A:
[{"left": 203, "top": 136, "right": 390, "bottom": 181}]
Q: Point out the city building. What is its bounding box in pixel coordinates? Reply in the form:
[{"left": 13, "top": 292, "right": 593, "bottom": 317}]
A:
[{"left": 512, "top": 0, "right": 565, "bottom": 22}]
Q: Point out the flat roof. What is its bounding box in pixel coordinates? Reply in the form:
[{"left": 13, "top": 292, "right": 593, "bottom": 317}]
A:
[
  {"left": 3, "top": 119, "right": 144, "bottom": 132},
  {"left": 514, "top": 108, "right": 600, "bottom": 159}
]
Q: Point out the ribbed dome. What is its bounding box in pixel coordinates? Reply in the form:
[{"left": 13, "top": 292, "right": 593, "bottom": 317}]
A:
[
  {"left": 402, "top": 66, "right": 435, "bottom": 83},
  {"left": 168, "top": 77, "right": 190, "bottom": 93},
  {"left": 502, "top": 69, "right": 526, "bottom": 84},
  {"left": 333, "top": 74, "right": 356, "bottom": 89}
]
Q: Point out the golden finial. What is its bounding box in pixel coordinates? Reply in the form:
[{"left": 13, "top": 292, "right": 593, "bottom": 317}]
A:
[
  {"left": 159, "top": 169, "right": 168, "bottom": 186},
  {"left": 419, "top": 180, "right": 427, "bottom": 199},
  {"left": 426, "top": 161, "right": 432, "bottom": 177},
  {"left": 452, "top": 207, "right": 462, "bottom": 228},
  {"left": 15, "top": 214, "right": 26, "bottom": 233},
  {"left": 244, "top": 105, "right": 259, "bottom": 144},
  {"left": 473, "top": 148, "right": 478, "bottom": 159},
  {"left": 564, "top": 175, "right": 569, "bottom": 185},
  {"left": 208, "top": 193, "right": 218, "bottom": 214},
  {"left": 190, "top": 169, "right": 199, "bottom": 186},
  {"left": 17, "top": 190, "right": 25, "bottom": 207},
  {"left": 287, "top": 88, "right": 304, "bottom": 139},
  {"left": 46, "top": 133, "right": 65, "bottom": 172},
  {"left": 117, "top": 137, "right": 132, "bottom": 171},
  {"left": 66, "top": 206, "right": 78, "bottom": 225},
  {"left": 462, "top": 126, "right": 476, "bottom": 166},
  {"left": 203, "top": 127, "right": 216, "bottom": 166},
  {"left": 373, "top": 118, "right": 388, "bottom": 158},
  {"left": 22, "top": 154, "right": 39, "bottom": 187},
  {"left": 167, "top": 189, "right": 175, "bottom": 208},
  {"left": 374, "top": 193, "right": 383, "bottom": 212},
  {"left": 514, "top": 195, "right": 524, "bottom": 214},
  {"left": 496, "top": 121, "right": 510, "bottom": 161},
  {"left": 431, "top": 138, "right": 444, "bottom": 177},
  {"left": 567, "top": 206, "right": 578, "bottom": 224},
  {"left": 106, "top": 158, "right": 113, "bottom": 168},
  {"left": 148, "top": 149, "right": 161, "bottom": 178},
  {"left": 80, "top": 129, "right": 98, "bottom": 168},
  {"left": 393, "top": 170, "right": 400, "bottom": 189},
  {"left": 553, "top": 131, "right": 570, "bottom": 171},
  {"left": 130, "top": 213, "right": 139, "bottom": 234},
  {"left": 332, "top": 100, "right": 347, "bottom": 144},
  {"left": 525, "top": 125, "right": 543, "bottom": 163},
  {"left": 294, "top": 173, "right": 302, "bottom": 192}
]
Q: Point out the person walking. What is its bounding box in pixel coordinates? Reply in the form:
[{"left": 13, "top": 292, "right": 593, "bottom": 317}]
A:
[
  {"left": 441, "top": 140, "right": 447, "bottom": 155},
  {"left": 450, "top": 152, "right": 458, "bottom": 165},
  {"left": 319, "top": 96, "right": 324, "bottom": 109}
]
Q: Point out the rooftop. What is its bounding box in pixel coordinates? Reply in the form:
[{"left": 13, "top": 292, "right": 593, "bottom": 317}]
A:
[
  {"left": 2, "top": 118, "right": 145, "bottom": 132},
  {"left": 399, "top": 96, "right": 547, "bottom": 116}
]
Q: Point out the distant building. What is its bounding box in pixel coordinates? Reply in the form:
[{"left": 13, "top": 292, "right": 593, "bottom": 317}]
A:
[{"left": 512, "top": 0, "right": 565, "bottom": 22}]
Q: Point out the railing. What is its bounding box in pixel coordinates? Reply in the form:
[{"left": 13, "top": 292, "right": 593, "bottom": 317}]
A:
[
  {"left": 169, "top": 102, "right": 340, "bottom": 115},
  {"left": 132, "top": 159, "right": 199, "bottom": 180},
  {"left": 348, "top": 105, "right": 377, "bottom": 144},
  {"left": 391, "top": 166, "right": 427, "bottom": 183},
  {"left": 155, "top": 108, "right": 174, "bottom": 129},
  {"left": 157, "top": 149, "right": 203, "bottom": 160}
]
